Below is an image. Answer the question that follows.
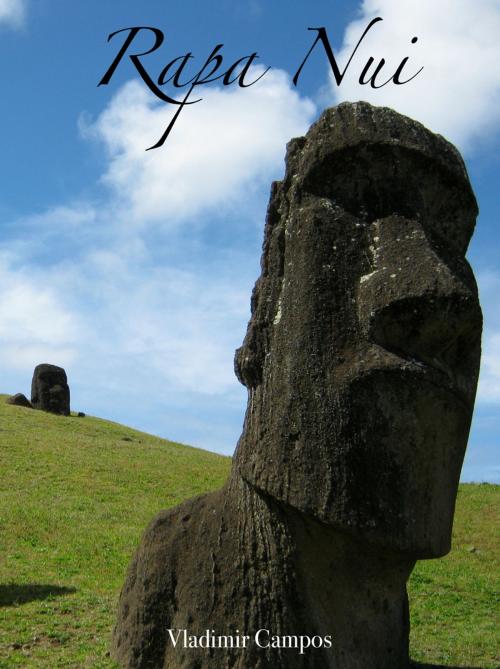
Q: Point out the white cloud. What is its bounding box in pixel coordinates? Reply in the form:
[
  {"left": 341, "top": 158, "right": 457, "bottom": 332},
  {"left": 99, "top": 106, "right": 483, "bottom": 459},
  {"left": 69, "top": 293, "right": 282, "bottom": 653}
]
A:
[
  {"left": 328, "top": 0, "right": 500, "bottom": 150},
  {"left": 82, "top": 68, "right": 315, "bottom": 226},
  {"left": 76, "top": 254, "right": 253, "bottom": 396},
  {"left": 0, "top": 258, "right": 80, "bottom": 371},
  {"left": 0, "top": 0, "right": 25, "bottom": 27},
  {"left": 119, "top": 275, "right": 249, "bottom": 396},
  {"left": 17, "top": 204, "right": 97, "bottom": 229},
  {"left": 0, "top": 239, "right": 251, "bottom": 401}
]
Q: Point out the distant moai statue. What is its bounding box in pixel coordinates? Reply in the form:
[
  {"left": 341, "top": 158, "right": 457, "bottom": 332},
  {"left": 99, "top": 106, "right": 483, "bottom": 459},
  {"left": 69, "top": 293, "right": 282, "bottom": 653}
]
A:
[
  {"left": 5, "top": 393, "right": 32, "bottom": 408},
  {"left": 112, "top": 102, "right": 482, "bottom": 669},
  {"left": 31, "top": 364, "right": 70, "bottom": 416}
]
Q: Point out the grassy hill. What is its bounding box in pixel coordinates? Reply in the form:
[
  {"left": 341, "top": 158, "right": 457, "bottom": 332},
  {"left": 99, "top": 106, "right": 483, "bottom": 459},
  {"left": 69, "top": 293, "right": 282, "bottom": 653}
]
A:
[{"left": 0, "top": 396, "right": 498, "bottom": 668}]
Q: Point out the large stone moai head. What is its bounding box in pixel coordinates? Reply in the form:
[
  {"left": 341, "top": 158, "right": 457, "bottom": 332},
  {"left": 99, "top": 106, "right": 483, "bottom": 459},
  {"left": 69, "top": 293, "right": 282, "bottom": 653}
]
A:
[
  {"left": 234, "top": 102, "right": 482, "bottom": 558},
  {"left": 31, "top": 363, "right": 70, "bottom": 416}
]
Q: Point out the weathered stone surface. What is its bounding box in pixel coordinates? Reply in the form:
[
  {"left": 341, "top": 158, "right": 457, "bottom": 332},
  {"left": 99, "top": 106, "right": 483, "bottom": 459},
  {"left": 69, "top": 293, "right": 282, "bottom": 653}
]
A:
[
  {"left": 112, "top": 102, "right": 482, "bottom": 669},
  {"left": 6, "top": 393, "right": 32, "bottom": 408},
  {"left": 31, "top": 364, "right": 70, "bottom": 416}
]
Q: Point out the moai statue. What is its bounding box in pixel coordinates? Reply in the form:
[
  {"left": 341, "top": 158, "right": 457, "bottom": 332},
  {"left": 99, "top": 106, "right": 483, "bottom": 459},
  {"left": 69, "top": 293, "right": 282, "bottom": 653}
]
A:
[
  {"left": 112, "top": 102, "right": 482, "bottom": 669},
  {"left": 31, "top": 363, "right": 71, "bottom": 416}
]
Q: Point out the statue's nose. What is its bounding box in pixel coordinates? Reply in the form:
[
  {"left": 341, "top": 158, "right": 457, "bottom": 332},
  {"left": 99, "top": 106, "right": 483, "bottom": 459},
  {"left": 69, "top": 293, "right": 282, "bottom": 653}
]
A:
[{"left": 357, "top": 216, "right": 482, "bottom": 402}]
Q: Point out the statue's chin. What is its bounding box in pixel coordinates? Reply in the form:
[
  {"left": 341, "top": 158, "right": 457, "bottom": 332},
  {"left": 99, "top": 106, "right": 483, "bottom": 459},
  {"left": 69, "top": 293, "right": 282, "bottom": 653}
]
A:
[{"left": 239, "top": 366, "right": 471, "bottom": 559}]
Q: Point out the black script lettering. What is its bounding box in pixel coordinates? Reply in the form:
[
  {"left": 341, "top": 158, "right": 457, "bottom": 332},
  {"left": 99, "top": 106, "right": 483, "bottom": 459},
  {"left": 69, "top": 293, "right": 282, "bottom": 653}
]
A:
[
  {"left": 293, "top": 19, "right": 383, "bottom": 86},
  {"left": 392, "top": 37, "right": 423, "bottom": 85},
  {"left": 98, "top": 27, "right": 270, "bottom": 150},
  {"left": 293, "top": 20, "right": 423, "bottom": 90},
  {"left": 359, "top": 36, "right": 423, "bottom": 88},
  {"left": 145, "top": 44, "right": 225, "bottom": 150},
  {"left": 222, "top": 53, "right": 270, "bottom": 86},
  {"left": 158, "top": 53, "right": 194, "bottom": 87},
  {"left": 98, "top": 27, "right": 183, "bottom": 104}
]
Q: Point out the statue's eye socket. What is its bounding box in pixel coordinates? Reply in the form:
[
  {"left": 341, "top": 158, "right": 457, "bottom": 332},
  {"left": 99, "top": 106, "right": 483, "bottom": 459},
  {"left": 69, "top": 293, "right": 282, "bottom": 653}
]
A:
[{"left": 301, "top": 145, "right": 475, "bottom": 255}]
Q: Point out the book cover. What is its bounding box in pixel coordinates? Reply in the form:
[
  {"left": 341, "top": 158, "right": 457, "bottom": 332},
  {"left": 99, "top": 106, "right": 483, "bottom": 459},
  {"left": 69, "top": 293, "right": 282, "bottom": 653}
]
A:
[{"left": 0, "top": 1, "right": 498, "bottom": 667}]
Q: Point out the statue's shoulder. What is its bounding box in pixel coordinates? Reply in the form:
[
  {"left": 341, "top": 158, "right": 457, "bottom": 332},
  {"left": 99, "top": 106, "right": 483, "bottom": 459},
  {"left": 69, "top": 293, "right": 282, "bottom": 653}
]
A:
[
  {"left": 112, "top": 489, "right": 227, "bottom": 668},
  {"left": 134, "top": 488, "right": 225, "bottom": 568}
]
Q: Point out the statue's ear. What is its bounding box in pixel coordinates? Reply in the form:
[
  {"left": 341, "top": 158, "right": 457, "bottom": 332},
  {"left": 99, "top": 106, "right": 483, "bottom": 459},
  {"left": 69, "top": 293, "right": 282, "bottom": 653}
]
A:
[{"left": 234, "top": 279, "right": 265, "bottom": 388}]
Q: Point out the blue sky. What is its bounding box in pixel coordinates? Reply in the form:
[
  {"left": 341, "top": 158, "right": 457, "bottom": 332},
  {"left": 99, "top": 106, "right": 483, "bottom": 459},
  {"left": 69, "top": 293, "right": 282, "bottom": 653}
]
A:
[{"left": 0, "top": 0, "right": 499, "bottom": 482}]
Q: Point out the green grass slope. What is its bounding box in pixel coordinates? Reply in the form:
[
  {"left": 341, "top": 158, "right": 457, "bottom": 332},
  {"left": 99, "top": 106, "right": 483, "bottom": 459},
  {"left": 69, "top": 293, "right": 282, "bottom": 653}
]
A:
[
  {"left": 0, "top": 396, "right": 498, "bottom": 668},
  {"left": 0, "top": 396, "right": 230, "bottom": 667}
]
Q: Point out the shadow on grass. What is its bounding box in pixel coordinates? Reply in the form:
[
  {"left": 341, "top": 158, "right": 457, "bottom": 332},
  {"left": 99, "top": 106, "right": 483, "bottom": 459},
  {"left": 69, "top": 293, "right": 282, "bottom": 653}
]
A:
[
  {"left": 412, "top": 662, "right": 484, "bottom": 669},
  {"left": 0, "top": 583, "right": 76, "bottom": 607}
]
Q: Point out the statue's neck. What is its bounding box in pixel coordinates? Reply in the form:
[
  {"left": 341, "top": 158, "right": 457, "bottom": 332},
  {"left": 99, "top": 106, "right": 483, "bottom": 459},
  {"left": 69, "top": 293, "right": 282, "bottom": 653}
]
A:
[
  {"left": 288, "top": 510, "right": 416, "bottom": 669},
  {"left": 226, "top": 475, "right": 416, "bottom": 668}
]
